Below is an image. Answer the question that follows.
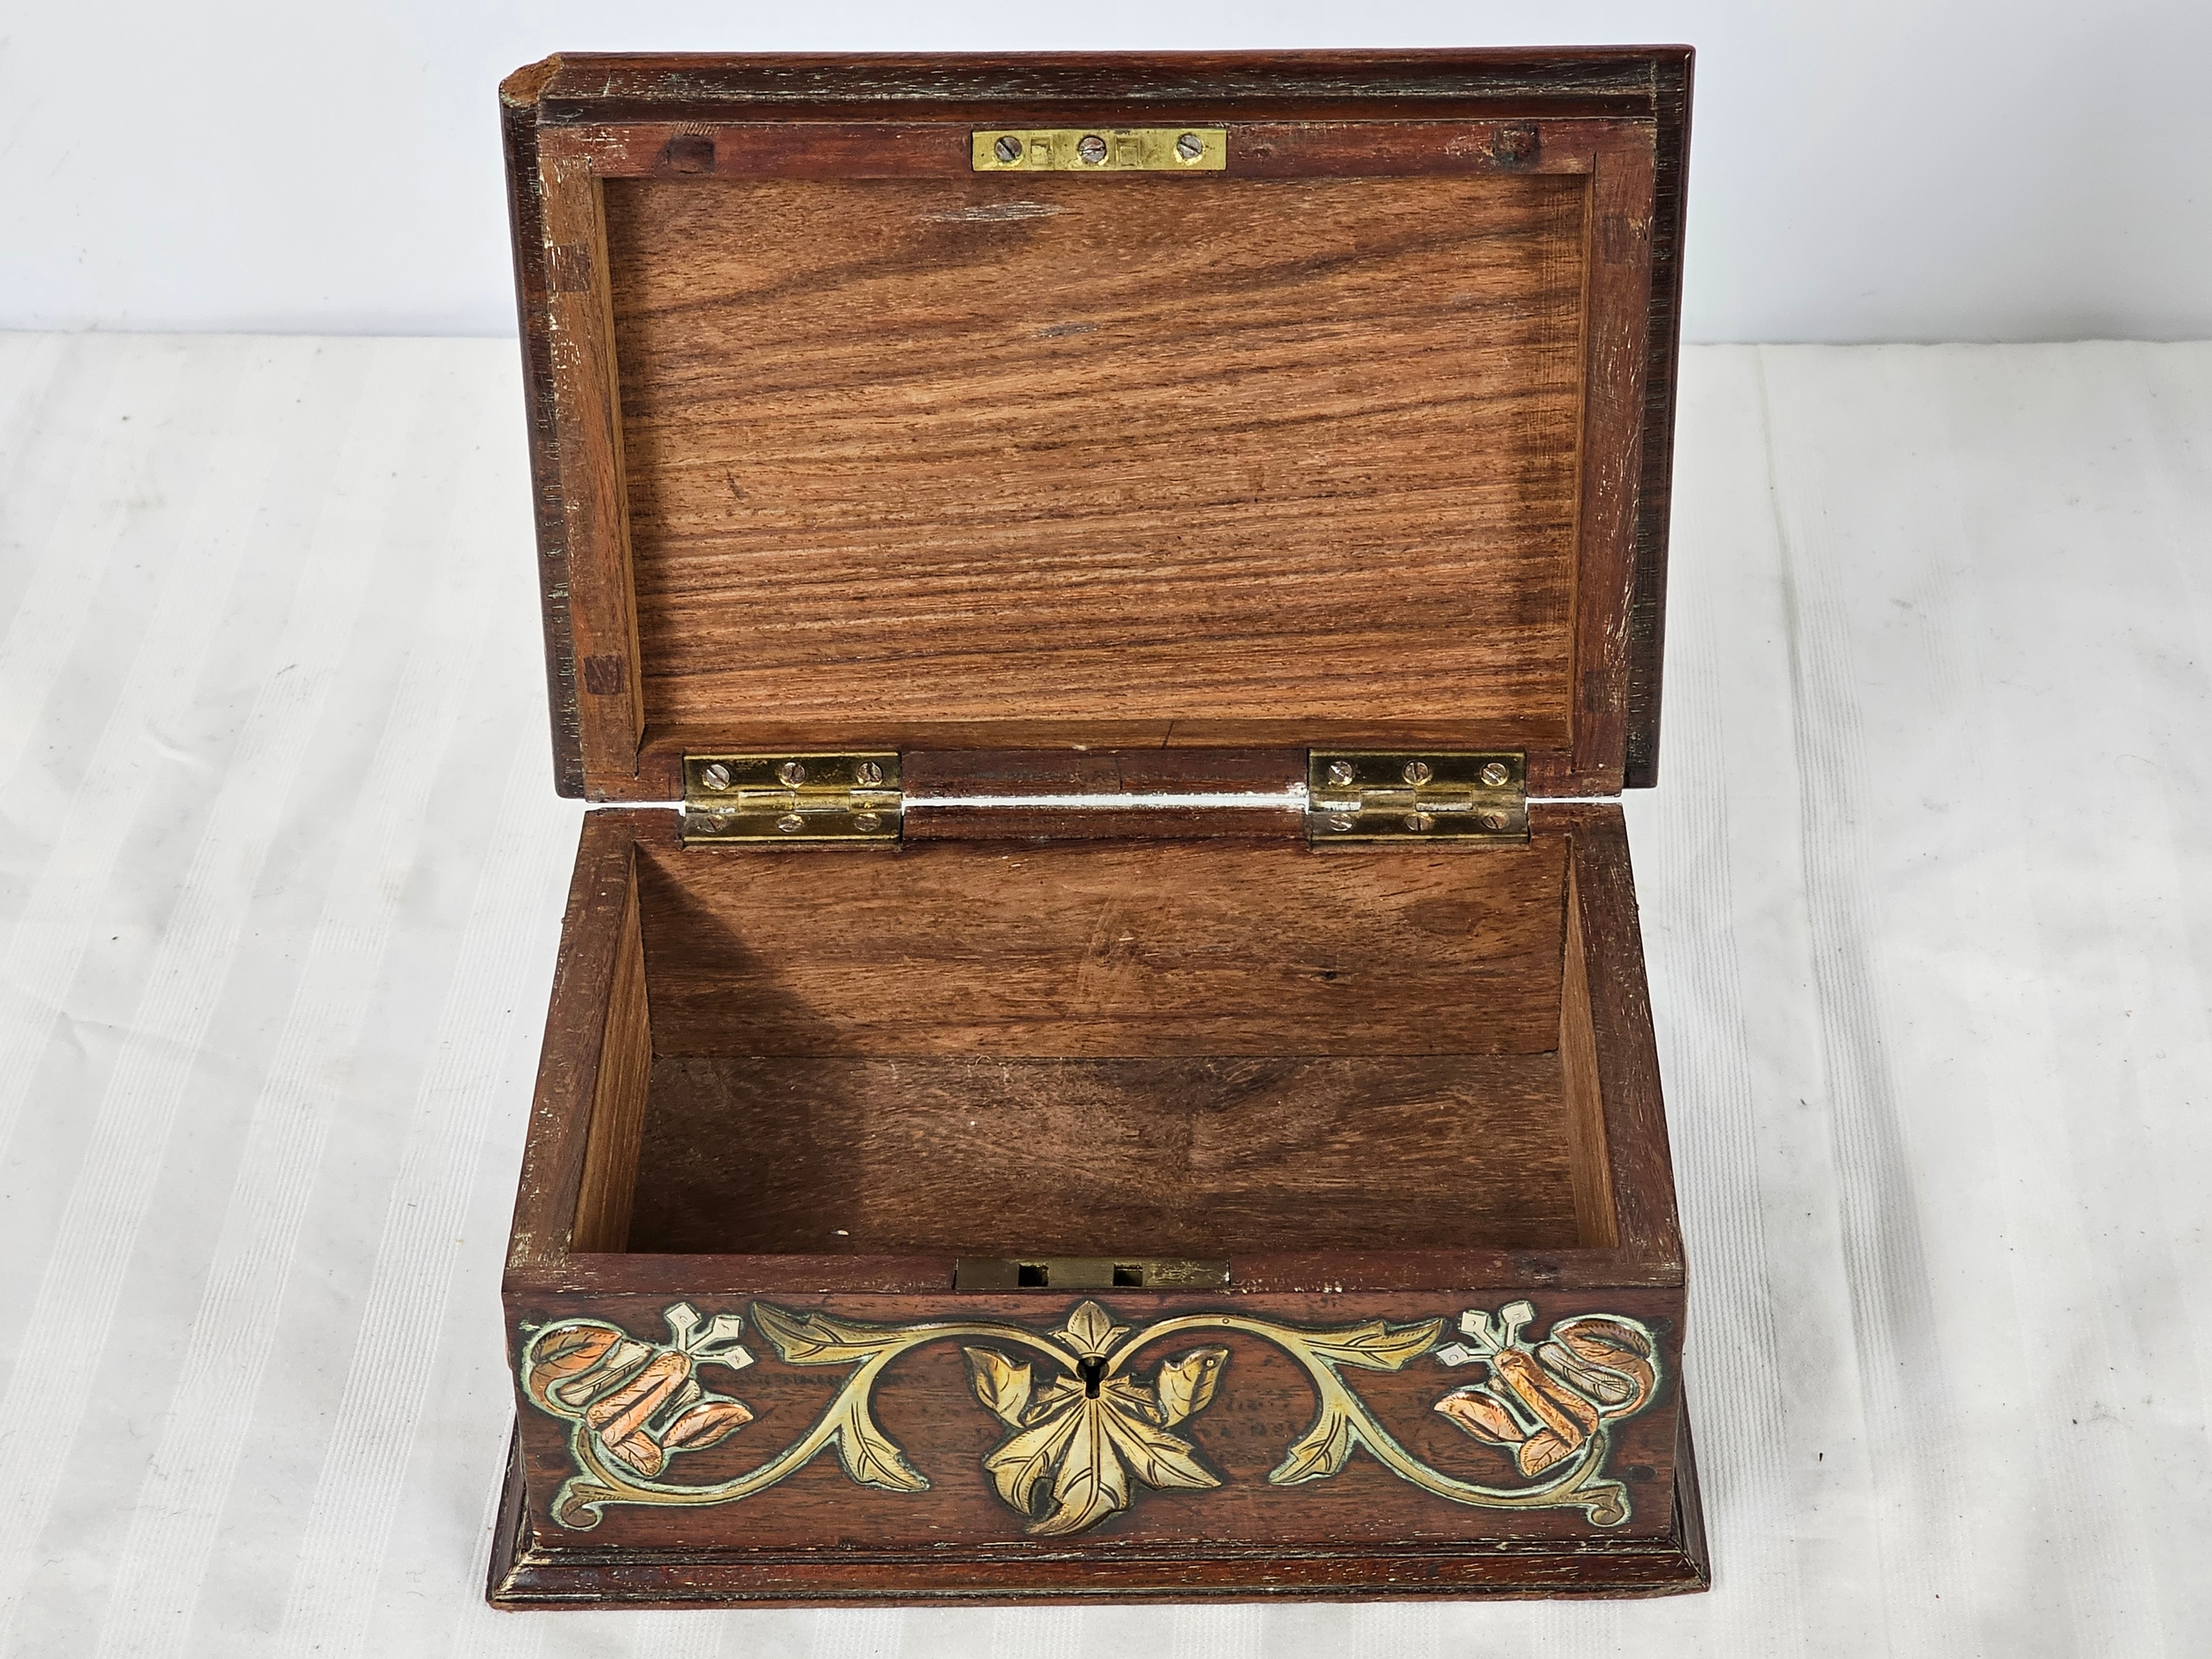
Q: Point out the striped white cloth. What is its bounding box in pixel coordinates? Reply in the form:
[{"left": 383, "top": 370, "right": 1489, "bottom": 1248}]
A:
[{"left": 0, "top": 332, "right": 2206, "bottom": 1656}]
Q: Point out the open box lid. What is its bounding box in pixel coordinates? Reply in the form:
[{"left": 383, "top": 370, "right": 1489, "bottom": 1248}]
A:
[{"left": 501, "top": 50, "right": 1691, "bottom": 803}]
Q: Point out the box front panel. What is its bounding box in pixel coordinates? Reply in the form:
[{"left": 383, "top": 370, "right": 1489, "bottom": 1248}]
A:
[{"left": 503, "top": 1286, "right": 1686, "bottom": 1574}]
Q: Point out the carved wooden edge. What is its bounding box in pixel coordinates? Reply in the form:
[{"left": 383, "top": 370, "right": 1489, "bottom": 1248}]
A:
[
  {"left": 1624, "top": 50, "right": 1691, "bottom": 789},
  {"left": 1552, "top": 803, "right": 1683, "bottom": 1270},
  {"left": 501, "top": 65, "right": 583, "bottom": 797},
  {"left": 506, "top": 814, "right": 635, "bottom": 1274},
  {"left": 501, "top": 50, "right": 1692, "bottom": 802},
  {"left": 484, "top": 1376, "right": 1708, "bottom": 1607}
]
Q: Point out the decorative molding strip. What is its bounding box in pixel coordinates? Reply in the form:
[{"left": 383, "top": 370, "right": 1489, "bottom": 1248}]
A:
[{"left": 519, "top": 1298, "right": 1661, "bottom": 1535}]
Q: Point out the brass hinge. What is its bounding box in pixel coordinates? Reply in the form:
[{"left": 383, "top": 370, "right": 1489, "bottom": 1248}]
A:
[
  {"left": 972, "top": 127, "right": 1227, "bottom": 173},
  {"left": 1305, "top": 751, "right": 1528, "bottom": 845},
  {"left": 682, "top": 754, "right": 902, "bottom": 845}
]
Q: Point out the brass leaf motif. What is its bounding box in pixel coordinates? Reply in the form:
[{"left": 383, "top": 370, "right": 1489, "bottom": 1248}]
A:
[
  {"left": 1155, "top": 1347, "right": 1228, "bottom": 1425},
  {"left": 525, "top": 1299, "right": 1661, "bottom": 1538},
  {"left": 750, "top": 1302, "right": 897, "bottom": 1367},
  {"left": 1271, "top": 1402, "right": 1358, "bottom": 1486},
  {"left": 964, "top": 1347, "right": 1033, "bottom": 1426},
  {"left": 971, "top": 1345, "right": 1226, "bottom": 1535},
  {"left": 1055, "top": 1300, "right": 1128, "bottom": 1358},
  {"left": 1295, "top": 1317, "right": 1446, "bottom": 1371}
]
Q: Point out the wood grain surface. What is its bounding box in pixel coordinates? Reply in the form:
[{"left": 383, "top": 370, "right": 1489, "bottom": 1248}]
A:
[
  {"left": 502, "top": 50, "right": 1691, "bottom": 797},
  {"left": 604, "top": 173, "right": 1586, "bottom": 750},
  {"left": 632, "top": 836, "right": 1570, "bottom": 1057},
  {"left": 626, "top": 1052, "right": 1580, "bottom": 1256}
]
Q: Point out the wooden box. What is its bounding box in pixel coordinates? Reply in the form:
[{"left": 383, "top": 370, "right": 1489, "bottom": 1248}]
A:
[{"left": 489, "top": 48, "right": 1701, "bottom": 1608}]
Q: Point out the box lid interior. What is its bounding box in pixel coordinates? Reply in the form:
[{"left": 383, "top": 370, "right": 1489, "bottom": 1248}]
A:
[{"left": 504, "top": 50, "right": 1691, "bottom": 801}]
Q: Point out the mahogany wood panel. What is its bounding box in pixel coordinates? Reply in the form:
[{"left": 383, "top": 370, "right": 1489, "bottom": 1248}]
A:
[
  {"left": 603, "top": 173, "right": 1586, "bottom": 756},
  {"left": 626, "top": 1052, "right": 1579, "bottom": 1256},
  {"left": 632, "top": 837, "right": 1569, "bottom": 1058},
  {"left": 503, "top": 51, "right": 1690, "bottom": 797},
  {"left": 539, "top": 118, "right": 1631, "bottom": 180},
  {"left": 509, "top": 814, "right": 638, "bottom": 1274},
  {"left": 538, "top": 163, "right": 645, "bottom": 787},
  {"left": 570, "top": 864, "right": 650, "bottom": 1252},
  {"left": 1561, "top": 859, "right": 1621, "bottom": 1248},
  {"left": 1557, "top": 803, "right": 1681, "bottom": 1271},
  {"left": 491, "top": 1283, "right": 1695, "bottom": 1602}
]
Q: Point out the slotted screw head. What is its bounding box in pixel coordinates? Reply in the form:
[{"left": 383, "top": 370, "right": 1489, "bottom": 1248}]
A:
[
  {"left": 1402, "top": 760, "right": 1433, "bottom": 785},
  {"left": 1480, "top": 761, "right": 1510, "bottom": 787},
  {"left": 1076, "top": 134, "right": 1110, "bottom": 165},
  {"left": 1479, "top": 810, "right": 1508, "bottom": 831},
  {"left": 778, "top": 761, "right": 808, "bottom": 787},
  {"left": 701, "top": 762, "right": 732, "bottom": 790},
  {"left": 1327, "top": 814, "right": 1355, "bottom": 833},
  {"left": 993, "top": 134, "right": 1022, "bottom": 164},
  {"left": 1325, "top": 760, "right": 1356, "bottom": 787},
  {"left": 851, "top": 811, "right": 883, "bottom": 833},
  {"left": 1175, "top": 132, "right": 1205, "bottom": 161},
  {"left": 1405, "top": 812, "right": 1435, "bottom": 833},
  {"left": 856, "top": 760, "right": 885, "bottom": 785},
  {"left": 776, "top": 813, "right": 805, "bottom": 834}
]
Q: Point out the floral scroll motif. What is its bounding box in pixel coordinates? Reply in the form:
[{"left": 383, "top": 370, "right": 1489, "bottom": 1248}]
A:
[{"left": 518, "top": 1298, "right": 1662, "bottom": 1535}]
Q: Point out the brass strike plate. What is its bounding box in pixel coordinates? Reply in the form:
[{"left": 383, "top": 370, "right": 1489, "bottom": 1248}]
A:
[
  {"left": 972, "top": 127, "right": 1227, "bottom": 173},
  {"left": 682, "top": 753, "right": 902, "bottom": 845},
  {"left": 956, "top": 1257, "right": 1232, "bottom": 1292},
  {"left": 1306, "top": 751, "right": 1529, "bottom": 844}
]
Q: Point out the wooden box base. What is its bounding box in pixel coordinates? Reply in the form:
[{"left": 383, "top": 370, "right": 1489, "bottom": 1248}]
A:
[
  {"left": 493, "top": 803, "right": 1701, "bottom": 1607},
  {"left": 488, "top": 1390, "right": 1708, "bottom": 1606}
]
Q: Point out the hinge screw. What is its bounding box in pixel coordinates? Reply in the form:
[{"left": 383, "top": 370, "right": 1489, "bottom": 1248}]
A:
[
  {"left": 1479, "top": 761, "right": 1510, "bottom": 787},
  {"left": 855, "top": 760, "right": 885, "bottom": 785},
  {"left": 1076, "top": 134, "right": 1110, "bottom": 165},
  {"left": 1479, "top": 810, "right": 1508, "bottom": 831},
  {"left": 701, "top": 762, "right": 731, "bottom": 790},
  {"left": 778, "top": 761, "right": 808, "bottom": 786},
  {"left": 993, "top": 134, "right": 1022, "bottom": 164},
  {"left": 1404, "top": 812, "right": 1434, "bottom": 833},
  {"left": 776, "top": 813, "right": 805, "bottom": 833},
  {"left": 1327, "top": 814, "right": 1355, "bottom": 833},
  {"left": 1325, "top": 760, "right": 1356, "bottom": 787},
  {"left": 1175, "top": 132, "right": 1205, "bottom": 162},
  {"left": 852, "top": 811, "right": 883, "bottom": 833},
  {"left": 1402, "top": 760, "right": 1432, "bottom": 785}
]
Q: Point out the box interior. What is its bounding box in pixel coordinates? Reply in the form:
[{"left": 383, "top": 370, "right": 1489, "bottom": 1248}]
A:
[
  {"left": 571, "top": 833, "right": 1620, "bottom": 1262},
  {"left": 601, "top": 172, "right": 1589, "bottom": 756}
]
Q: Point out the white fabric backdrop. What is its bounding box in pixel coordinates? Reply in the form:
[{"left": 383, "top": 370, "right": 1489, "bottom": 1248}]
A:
[{"left": 0, "top": 333, "right": 2206, "bottom": 1656}]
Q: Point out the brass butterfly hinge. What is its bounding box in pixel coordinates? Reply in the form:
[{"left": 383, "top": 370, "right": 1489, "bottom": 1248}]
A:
[
  {"left": 972, "top": 127, "right": 1227, "bottom": 173},
  {"left": 1305, "top": 751, "right": 1528, "bottom": 845},
  {"left": 682, "top": 753, "right": 902, "bottom": 845}
]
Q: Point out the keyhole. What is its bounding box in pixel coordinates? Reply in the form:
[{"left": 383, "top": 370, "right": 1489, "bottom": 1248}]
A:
[{"left": 1078, "top": 1356, "right": 1105, "bottom": 1399}]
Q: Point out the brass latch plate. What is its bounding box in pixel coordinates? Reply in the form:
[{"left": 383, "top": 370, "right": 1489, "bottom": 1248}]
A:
[
  {"left": 682, "top": 753, "right": 902, "bottom": 845},
  {"left": 1306, "top": 751, "right": 1528, "bottom": 845},
  {"left": 972, "top": 127, "right": 1227, "bottom": 173},
  {"left": 955, "top": 1257, "right": 1232, "bottom": 1292}
]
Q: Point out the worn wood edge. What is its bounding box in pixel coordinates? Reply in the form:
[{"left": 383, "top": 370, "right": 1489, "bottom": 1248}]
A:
[
  {"left": 508, "top": 1248, "right": 1682, "bottom": 1296},
  {"left": 1559, "top": 804, "right": 1682, "bottom": 1270},
  {"left": 1624, "top": 48, "right": 1689, "bottom": 788},
  {"left": 569, "top": 863, "right": 649, "bottom": 1251},
  {"left": 503, "top": 69, "right": 584, "bottom": 797},
  {"left": 484, "top": 1393, "right": 1709, "bottom": 1607},
  {"left": 514, "top": 48, "right": 1698, "bottom": 122},
  {"left": 505, "top": 817, "right": 637, "bottom": 1275},
  {"left": 1561, "top": 857, "right": 1622, "bottom": 1249}
]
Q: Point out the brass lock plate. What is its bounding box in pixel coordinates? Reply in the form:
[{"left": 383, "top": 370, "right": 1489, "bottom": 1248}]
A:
[{"left": 971, "top": 127, "right": 1228, "bottom": 173}]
